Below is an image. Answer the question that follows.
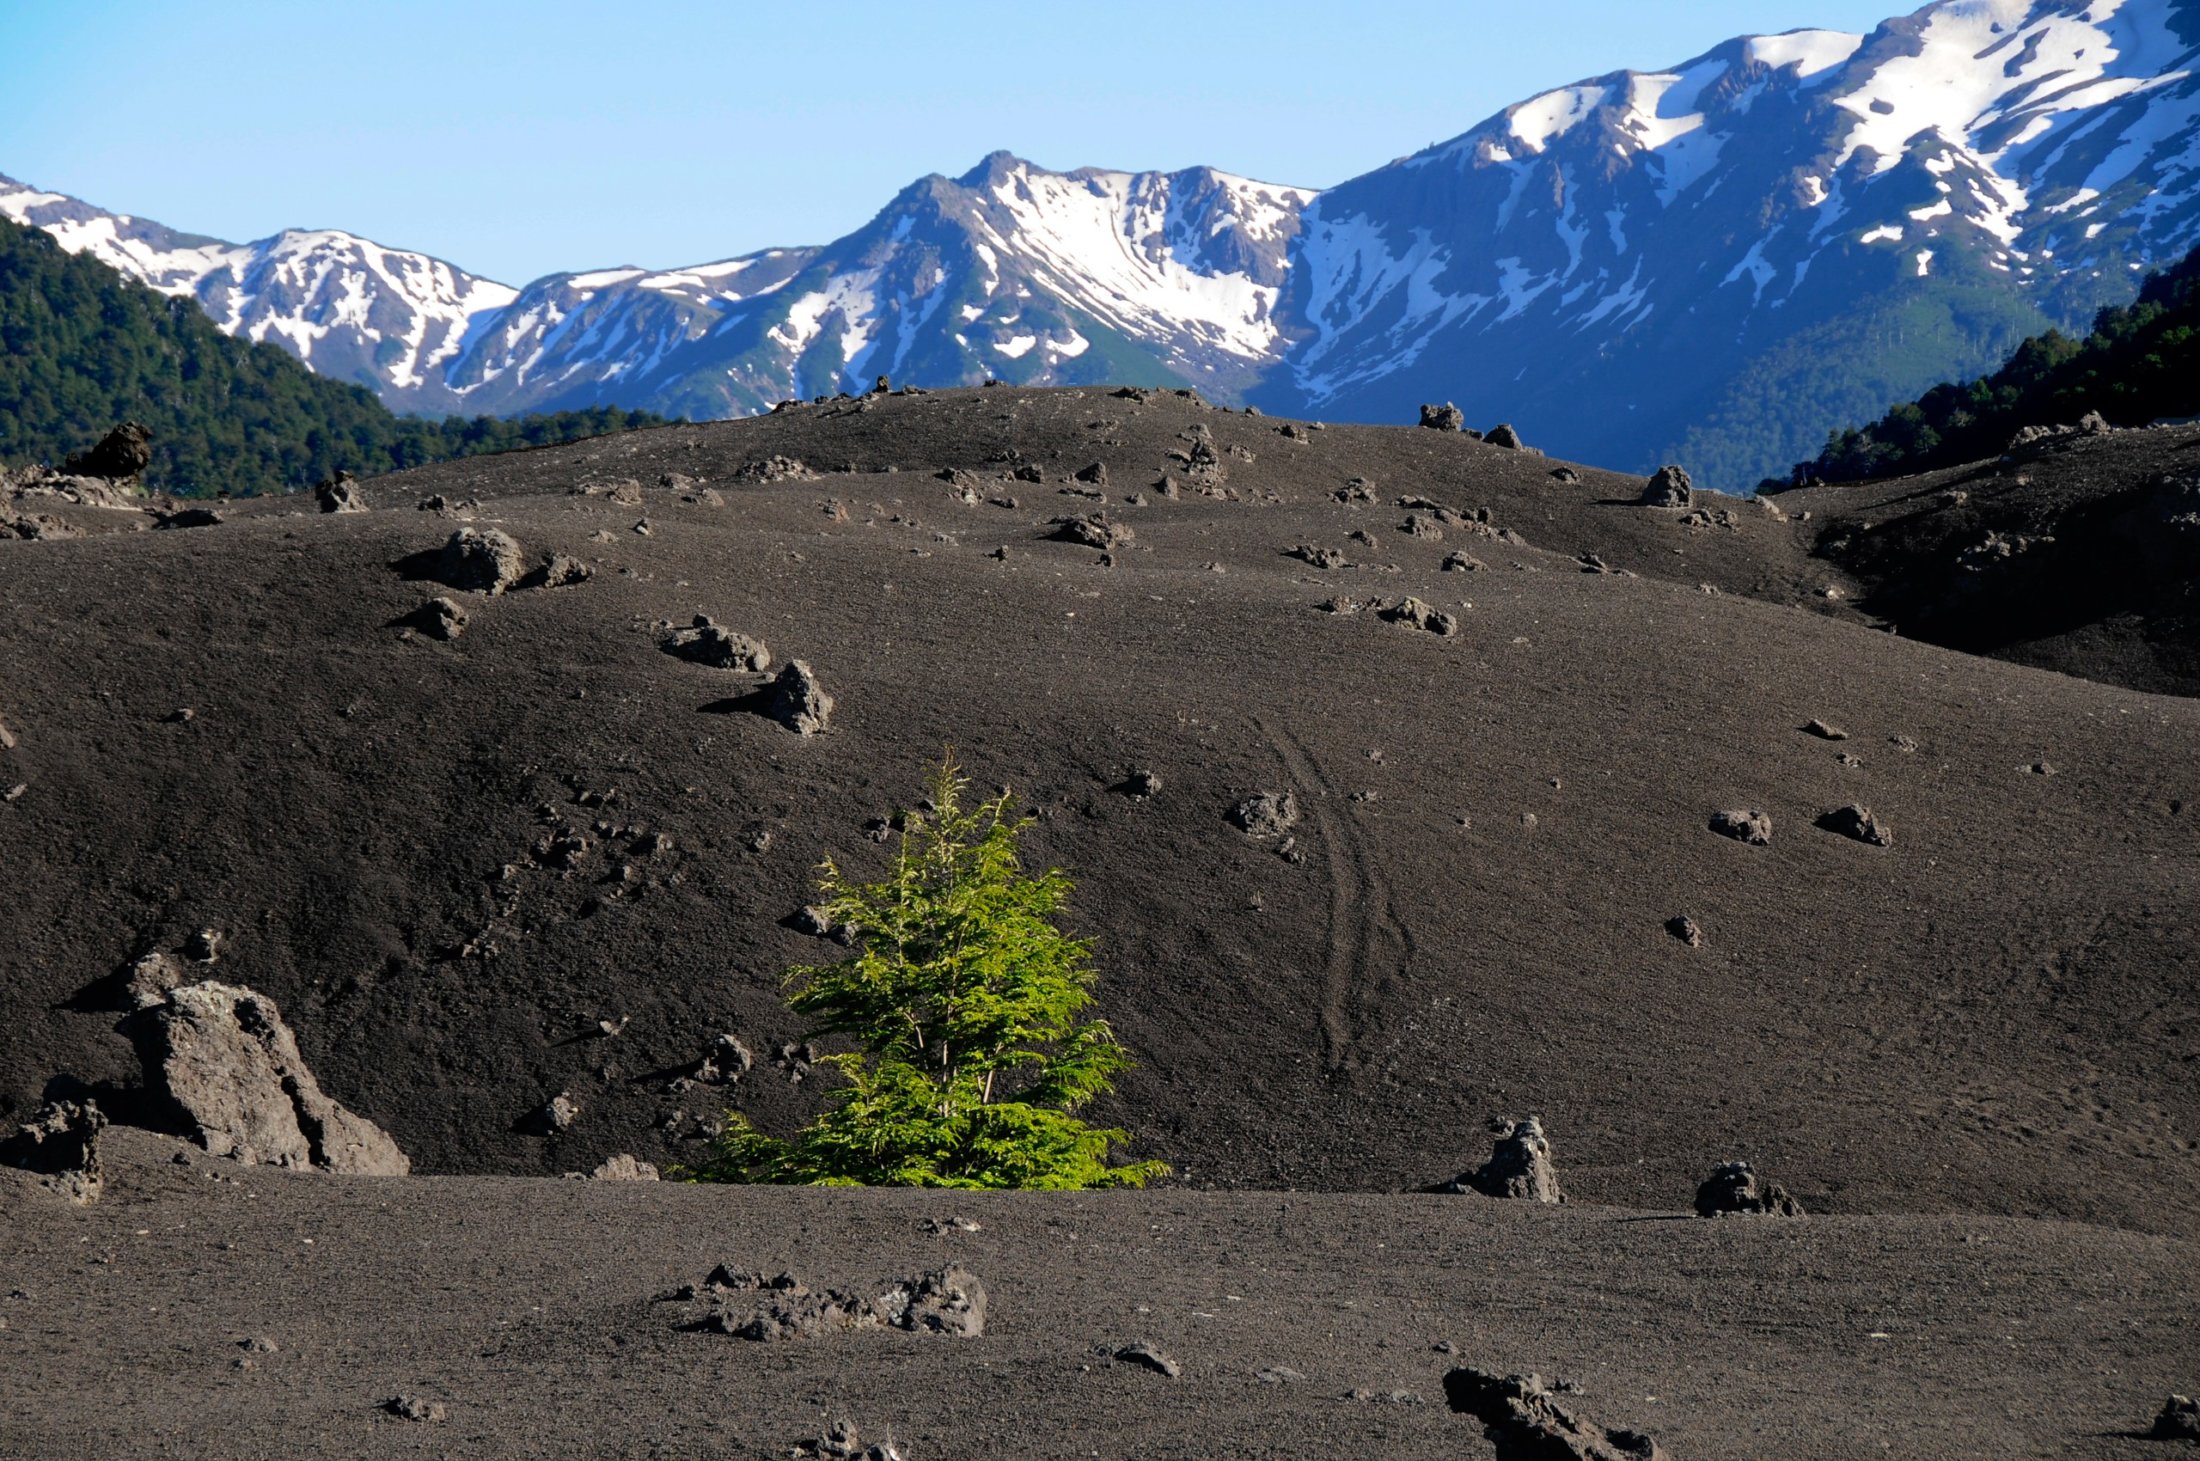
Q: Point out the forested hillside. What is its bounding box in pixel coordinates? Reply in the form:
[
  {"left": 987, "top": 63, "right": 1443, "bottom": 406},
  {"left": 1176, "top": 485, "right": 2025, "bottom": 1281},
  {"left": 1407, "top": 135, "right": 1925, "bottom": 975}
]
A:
[{"left": 0, "top": 217, "right": 668, "bottom": 497}]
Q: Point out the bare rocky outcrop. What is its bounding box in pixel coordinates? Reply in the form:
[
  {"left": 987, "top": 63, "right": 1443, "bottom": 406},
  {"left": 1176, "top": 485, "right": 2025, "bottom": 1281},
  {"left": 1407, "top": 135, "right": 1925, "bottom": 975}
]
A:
[
  {"left": 662, "top": 616, "right": 771, "bottom": 671},
  {"left": 766, "top": 660, "right": 834, "bottom": 735},
  {"left": 134, "top": 981, "right": 409, "bottom": 1174},
  {"left": 436, "top": 528, "right": 526, "bottom": 595},
  {"left": 1694, "top": 1160, "right": 1805, "bottom": 1217},
  {"left": 1447, "top": 1117, "right": 1563, "bottom": 1202},
  {"left": 1419, "top": 403, "right": 1467, "bottom": 432},
  {"left": 1639, "top": 465, "right": 1693, "bottom": 508},
  {"left": 63, "top": 422, "right": 153, "bottom": 481},
  {"left": 0, "top": 1099, "right": 106, "bottom": 1204},
  {"left": 1443, "top": 1368, "right": 1663, "bottom": 1459}
]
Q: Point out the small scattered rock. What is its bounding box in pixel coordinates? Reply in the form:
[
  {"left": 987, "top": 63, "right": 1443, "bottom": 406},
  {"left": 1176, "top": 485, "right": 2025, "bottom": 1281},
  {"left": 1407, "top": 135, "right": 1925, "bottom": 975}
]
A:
[
  {"left": 1817, "top": 804, "right": 1892, "bottom": 847},
  {"left": 1484, "top": 423, "right": 1531, "bottom": 451},
  {"left": 0, "top": 1100, "right": 105, "bottom": 1204},
  {"left": 1442, "top": 551, "right": 1484, "bottom": 572},
  {"left": 1256, "top": 1366, "right": 1305, "bottom": 1384},
  {"left": 1709, "top": 809, "right": 1773, "bottom": 846},
  {"left": 1802, "top": 719, "right": 1848, "bottom": 741},
  {"left": 589, "top": 1153, "right": 660, "bottom": 1181},
  {"left": 1121, "top": 769, "right": 1162, "bottom": 799},
  {"left": 662, "top": 616, "right": 770, "bottom": 671},
  {"left": 1375, "top": 596, "right": 1459, "bottom": 636},
  {"left": 1112, "top": 1342, "right": 1181, "bottom": 1378},
  {"left": 383, "top": 1396, "right": 449, "bottom": 1424},
  {"left": 1419, "top": 403, "right": 1467, "bottom": 432},
  {"left": 538, "top": 553, "right": 592, "bottom": 588},
  {"left": 1694, "top": 1160, "right": 1805, "bottom": 1217},
  {"left": 527, "top": 1093, "right": 580, "bottom": 1134},
  {"left": 1049, "top": 514, "right": 1134, "bottom": 551},
  {"left": 731, "top": 455, "right": 820, "bottom": 483},
  {"left": 1665, "top": 915, "right": 1704, "bottom": 948},
  {"left": 400, "top": 597, "right": 468, "bottom": 642},
  {"left": 1073, "top": 461, "right": 1109, "bottom": 487},
  {"left": 1550, "top": 466, "right": 1581, "bottom": 484},
  {"left": 1230, "top": 791, "right": 1299, "bottom": 839}
]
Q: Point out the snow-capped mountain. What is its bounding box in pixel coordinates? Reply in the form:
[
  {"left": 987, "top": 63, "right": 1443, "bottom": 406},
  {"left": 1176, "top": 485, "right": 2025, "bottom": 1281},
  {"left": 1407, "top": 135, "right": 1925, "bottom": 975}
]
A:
[
  {"left": 1265, "top": 0, "right": 2200, "bottom": 482},
  {"left": 7, "top": 0, "right": 2197, "bottom": 485}
]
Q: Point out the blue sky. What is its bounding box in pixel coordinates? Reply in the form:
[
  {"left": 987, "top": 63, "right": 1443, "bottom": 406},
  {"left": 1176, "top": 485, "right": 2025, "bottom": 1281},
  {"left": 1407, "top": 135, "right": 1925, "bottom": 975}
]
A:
[{"left": 1, "top": 0, "right": 1915, "bottom": 284}]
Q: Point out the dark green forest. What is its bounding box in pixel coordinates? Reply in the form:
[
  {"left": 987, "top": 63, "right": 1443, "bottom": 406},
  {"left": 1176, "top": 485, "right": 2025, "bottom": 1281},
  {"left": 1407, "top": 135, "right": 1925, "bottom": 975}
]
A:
[
  {"left": 0, "top": 216, "right": 670, "bottom": 497},
  {"left": 1788, "top": 243, "right": 2200, "bottom": 486}
]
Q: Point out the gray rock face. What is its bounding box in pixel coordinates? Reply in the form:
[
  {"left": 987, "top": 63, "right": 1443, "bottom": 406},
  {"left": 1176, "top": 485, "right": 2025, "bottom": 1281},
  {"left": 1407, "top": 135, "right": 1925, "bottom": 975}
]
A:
[
  {"left": 0, "top": 1099, "right": 106, "bottom": 1204},
  {"left": 137, "top": 982, "right": 410, "bottom": 1174},
  {"left": 1639, "top": 465, "right": 1693, "bottom": 508},
  {"left": 1451, "top": 1117, "right": 1563, "bottom": 1203},
  {"left": 1443, "top": 1367, "right": 1663, "bottom": 1459},
  {"left": 436, "top": 528, "right": 525, "bottom": 595},
  {"left": 663, "top": 616, "right": 770, "bottom": 671},
  {"left": 1694, "top": 1160, "right": 1805, "bottom": 1217},
  {"left": 1419, "top": 403, "right": 1466, "bottom": 431},
  {"left": 1710, "top": 808, "right": 1773, "bottom": 846},
  {"left": 766, "top": 660, "right": 834, "bottom": 735},
  {"left": 63, "top": 422, "right": 152, "bottom": 481}
]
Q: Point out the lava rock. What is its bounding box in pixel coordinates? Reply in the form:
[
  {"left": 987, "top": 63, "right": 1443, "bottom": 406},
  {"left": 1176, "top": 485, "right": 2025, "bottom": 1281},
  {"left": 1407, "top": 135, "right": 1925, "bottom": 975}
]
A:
[
  {"left": 1709, "top": 808, "right": 1774, "bottom": 846},
  {"left": 1443, "top": 1368, "right": 1663, "bottom": 1459},
  {"left": 1112, "top": 1341, "right": 1182, "bottom": 1378},
  {"left": 1802, "top": 719, "right": 1849, "bottom": 741},
  {"left": 1121, "top": 769, "right": 1162, "bottom": 799},
  {"left": 1049, "top": 514, "right": 1134, "bottom": 551},
  {"left": 663, "top": 616, "right": 770, "bottom": 671},
  {"left": 1484, "top": 423, "right": 1531, "bottom": 451},
  {"left": 0, "top": 1099, "right": 105, "bottom": 1204},
  {"left": 1639, "top": 465, "right": 1693, "bottom": 508},
  {"left": 731, "top": 455, "right": 820, "bottom": 483},
  {"left": 63, "top": 422, "right": 153, "bottom": 481},
  {"left": 383, "top": 1396, "right": 449, "bottom": 1424},
  {"left": 137, "top": 981, "right": 410, "bottom": 1174},
  {"left": 1230, "top": 791, "right": 1300, "bottom": 839},
  {"left": 1665, "top": 915, "right": 1705, "bottom": 947},
  {"left": 1447, "top": 1117, "right": 1563, "bottom": 1203},
  {"left": 1376, "top": 596, "right": 1460, "bottom": 636},
  {"left": 2152, "top": 1395, "right": 2200, "bottom": 1441},
  {"left": 1073, "top": 461, "right": 1109, "bottom": 487},
  {"left": 1694, "top": 1160, "right": 1805, "bottom": 1217},
  {"left": 400, "top": 597, "right": 469, "bottom": 642},
  {"left": 589, "top": 1153, "right": 660, "bottom": 1181},
  {"left": 436, "top": 528, "right": 526, "bottom": 595},
  {"left": 1818, "top": 804, "right": 1892, "bottom": 846},
  {"left": 315, "top": 471, "right": 365, "bottom": 513},
  {"left": 1419, "top": 403, "right": 1467, "bottom": 432},
  {"left": 766, "top": 660, "right": 834, "bottom": 735}
]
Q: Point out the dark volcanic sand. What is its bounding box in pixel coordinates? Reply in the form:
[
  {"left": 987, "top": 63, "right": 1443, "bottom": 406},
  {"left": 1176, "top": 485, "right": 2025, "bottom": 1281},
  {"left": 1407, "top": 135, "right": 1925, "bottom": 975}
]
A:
[
  {"left": 1, "top": 388, "right": 2194, "bottom": 1455},
  {"left": 0, "top": 1129, "right": 2190, "bottom": 1459}
]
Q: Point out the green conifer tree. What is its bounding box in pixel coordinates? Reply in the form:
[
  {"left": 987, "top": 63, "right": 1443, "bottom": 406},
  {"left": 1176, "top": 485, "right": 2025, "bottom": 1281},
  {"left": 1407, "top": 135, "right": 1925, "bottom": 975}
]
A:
[{"left": 685, "top": 755, "right": 1165, "bottom": 1189}]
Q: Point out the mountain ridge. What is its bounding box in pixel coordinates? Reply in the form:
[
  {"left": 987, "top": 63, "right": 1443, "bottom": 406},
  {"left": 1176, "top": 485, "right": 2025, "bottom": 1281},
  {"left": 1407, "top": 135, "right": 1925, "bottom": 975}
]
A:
[{"left": 7, "top": 0, "right": 2197, "bottom": 486}]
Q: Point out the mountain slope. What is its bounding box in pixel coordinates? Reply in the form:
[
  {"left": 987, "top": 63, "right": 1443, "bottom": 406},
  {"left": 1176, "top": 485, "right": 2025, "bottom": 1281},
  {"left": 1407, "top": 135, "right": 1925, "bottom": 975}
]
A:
[
  {"left": 0, "top": 217, "right": 666, "bottom": 496},
  {"left": 7, "top": 0, "right": 2199, "bottom": 487}
]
